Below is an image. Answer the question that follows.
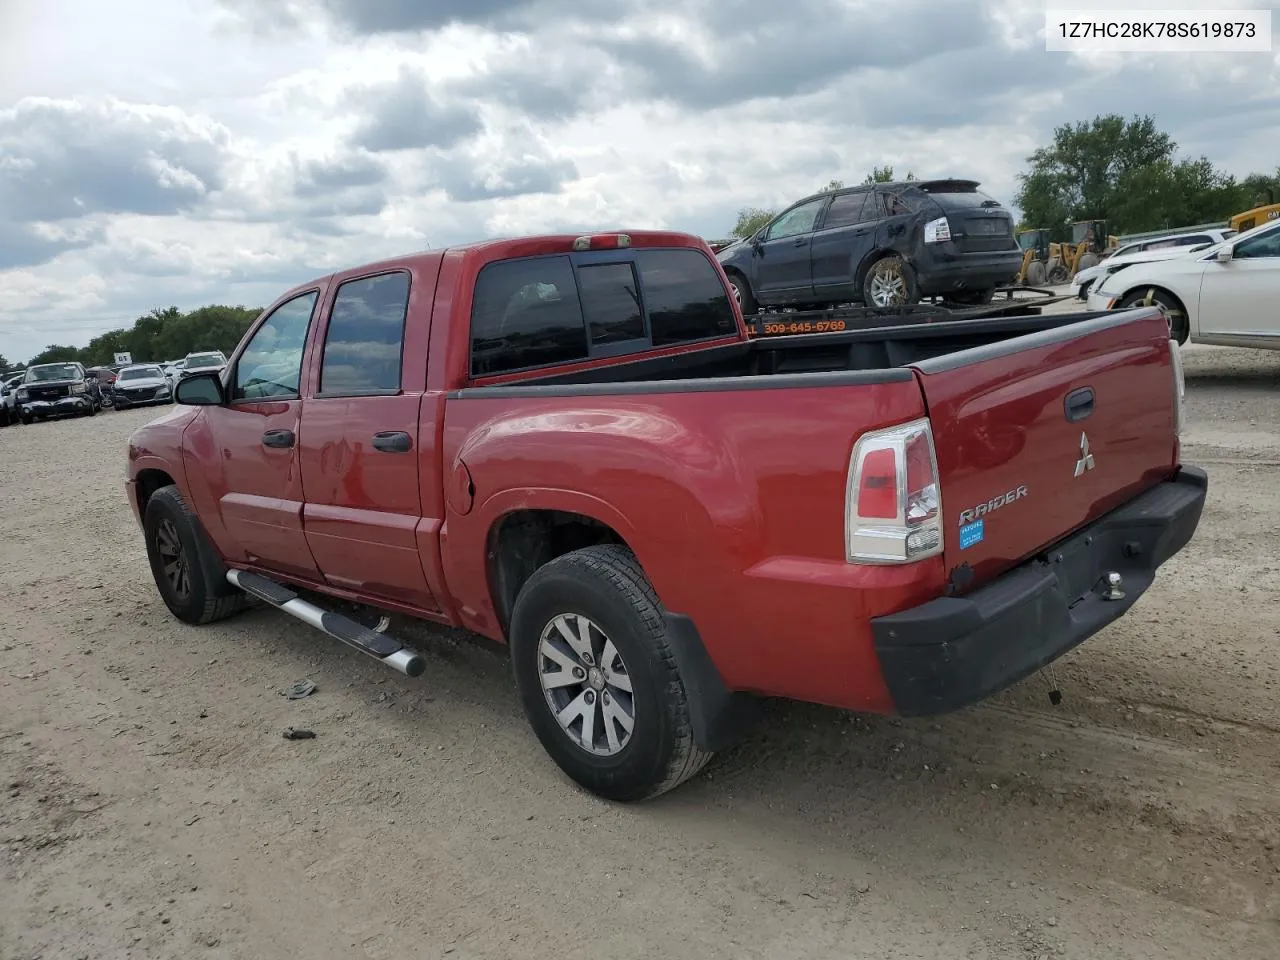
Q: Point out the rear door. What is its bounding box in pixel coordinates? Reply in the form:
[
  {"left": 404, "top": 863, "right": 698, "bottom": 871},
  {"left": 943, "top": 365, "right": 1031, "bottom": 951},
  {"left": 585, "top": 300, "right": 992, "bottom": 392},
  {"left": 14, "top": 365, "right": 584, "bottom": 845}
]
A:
[
  {"left": 911, "top": 311, "right": 1178, "bottom": 591},
  {"left": 811, "top": 190, "right": 876, "bottom": 301},
  {"left": 297, "top": 267, "right": 442, "bottom": 613},
  {"left": 754, "top": 197, "right": 828, "bottom": 301}
]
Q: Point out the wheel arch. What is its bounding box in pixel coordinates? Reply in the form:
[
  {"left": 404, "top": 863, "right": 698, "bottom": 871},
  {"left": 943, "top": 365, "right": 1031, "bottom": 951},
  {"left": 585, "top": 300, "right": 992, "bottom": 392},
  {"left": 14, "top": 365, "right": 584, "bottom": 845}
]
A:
[{"left": 486, "top": 507, "right": 634, "bottom": 640}]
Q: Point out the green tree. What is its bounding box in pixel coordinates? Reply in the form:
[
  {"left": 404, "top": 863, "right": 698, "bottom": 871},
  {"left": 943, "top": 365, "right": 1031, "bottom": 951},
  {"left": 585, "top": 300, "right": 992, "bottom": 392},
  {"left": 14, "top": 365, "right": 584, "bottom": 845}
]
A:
[
  {"left": 818, "top": 179, "right": 845, "bottom": 192},
  {"left": 0, "top": 354, "right": 10, "bottom": 373},
  {"left": 864, "top": 166, "right": 916, "bottom": 184},
  {"left": 1012, "top": 113, "right": 1253, "bottom": 237},
  {"left": 731, "top": 206, "right": 775, "bottom": 239},
  {"left": 28, "top": 345, "right": 82, "bottom": 365}
]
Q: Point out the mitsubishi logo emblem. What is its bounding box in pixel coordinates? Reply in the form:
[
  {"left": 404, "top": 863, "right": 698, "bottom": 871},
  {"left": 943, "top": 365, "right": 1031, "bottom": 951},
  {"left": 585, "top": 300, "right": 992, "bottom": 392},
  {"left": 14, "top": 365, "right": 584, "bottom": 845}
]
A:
[{"left": 1074, "top": 432, "right": 1096, "bottom": 477}]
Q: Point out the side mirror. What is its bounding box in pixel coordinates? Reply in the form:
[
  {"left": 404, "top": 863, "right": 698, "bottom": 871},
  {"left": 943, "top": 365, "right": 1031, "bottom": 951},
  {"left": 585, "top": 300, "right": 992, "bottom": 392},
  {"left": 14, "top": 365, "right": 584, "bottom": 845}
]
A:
[
  {"left": 174, "top": 372, "right": 225, "bottom": 406},
  {"left": 1214, "top": 246, "right": 1233, "bottom": 262}
]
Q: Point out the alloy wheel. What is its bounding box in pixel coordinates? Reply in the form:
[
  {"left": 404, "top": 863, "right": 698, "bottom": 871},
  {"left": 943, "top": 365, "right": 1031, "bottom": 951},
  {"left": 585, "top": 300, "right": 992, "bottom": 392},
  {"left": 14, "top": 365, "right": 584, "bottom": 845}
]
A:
[{"left": 537, "top": 613, "right": 636, "bottom": 757}]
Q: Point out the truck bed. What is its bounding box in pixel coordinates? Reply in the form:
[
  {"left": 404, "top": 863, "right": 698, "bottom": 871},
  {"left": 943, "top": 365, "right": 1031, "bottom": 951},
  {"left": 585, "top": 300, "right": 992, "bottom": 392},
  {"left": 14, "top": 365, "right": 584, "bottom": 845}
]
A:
[{"left": 459, "top": 309, "right": 1122, "bottom": 395}]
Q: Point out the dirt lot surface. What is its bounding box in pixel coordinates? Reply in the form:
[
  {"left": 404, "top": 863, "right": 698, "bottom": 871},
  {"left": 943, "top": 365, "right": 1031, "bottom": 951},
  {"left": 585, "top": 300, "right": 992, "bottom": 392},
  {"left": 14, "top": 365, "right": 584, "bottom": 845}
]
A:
[{"left": 2, "top": 341, "right": 1279, "bottom": 960}]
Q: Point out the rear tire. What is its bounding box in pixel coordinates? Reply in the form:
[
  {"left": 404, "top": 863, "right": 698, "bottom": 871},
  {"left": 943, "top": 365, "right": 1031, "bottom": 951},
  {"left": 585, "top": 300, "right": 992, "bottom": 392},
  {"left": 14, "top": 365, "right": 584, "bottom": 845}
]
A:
[
  {"left": 727, "top": 273, "right": 757, "bottom": 316},
  {"left": 1026, "top": 261, "right": 1047, "bottom": 286},
  {"left": 509, "top": 544, "right": 712, "bottom": 802},
  {"left": 862, "top": 255, "right": 918, "bottom": 308},
  {"left": 1118, "top": 287, "right": 1189, "bottom": 345},
  {"left": 144, "top": 485, "right": 248, "bottom": 626},
  {"left": 1078, "top": 253, "right": 1100, "bottom": 271}
]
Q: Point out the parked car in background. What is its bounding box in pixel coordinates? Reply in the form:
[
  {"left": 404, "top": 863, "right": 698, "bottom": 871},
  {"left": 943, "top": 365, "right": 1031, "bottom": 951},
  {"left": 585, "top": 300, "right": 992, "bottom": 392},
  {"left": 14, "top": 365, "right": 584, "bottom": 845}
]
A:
[
  {"left": 125, "top": 230, "right": 1201, "bottom": 802},
  {"left": 181, "top": 351, "right": 227, "bottom": 378},
  {"left": 717, "top": 179, "right": 1022, "bottom": 312},
  {"left": 14, "top": 362, "right": 100, "bottom": 423},
  {"left": 1, "top": 373, "right": 24, "bottom": 426},
  {"left": 1087, "top": 217, "right": 1280, "bottom": 348},
  {"left": 112, "top": 364, "right": 174, "bottom": 408},
  {"left": 1073, "top": 228, "right": 1237, "bottom": 299}
]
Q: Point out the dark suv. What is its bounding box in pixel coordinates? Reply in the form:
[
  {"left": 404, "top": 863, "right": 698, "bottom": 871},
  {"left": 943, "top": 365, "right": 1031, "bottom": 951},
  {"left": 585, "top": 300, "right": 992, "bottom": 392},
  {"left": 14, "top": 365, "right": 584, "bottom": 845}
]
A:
[{"left": 717, "top": 179, "right": 1022, "bottom": 312}]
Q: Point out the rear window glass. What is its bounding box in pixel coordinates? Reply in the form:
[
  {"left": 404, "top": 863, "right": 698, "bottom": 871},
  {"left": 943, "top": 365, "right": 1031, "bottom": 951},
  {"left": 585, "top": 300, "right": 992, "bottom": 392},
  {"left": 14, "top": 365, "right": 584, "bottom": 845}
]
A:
[
  {"left": 471, "top": 256, "right": 588, "bottom": 376},
  {"left": 635, "top": 249, "right": 736, "bottom": 346},
  {"left": 320, "top": 271, "right": 410, "bottom": 394},
  {"left": 926, "top": 190, "right": 1003, "bottom": 211},
  {"left": 578, "top": 262, "right": 645, "bottom": 345},
  {"left": 469, "top": 248, "right": 736, "bottom": 376}
]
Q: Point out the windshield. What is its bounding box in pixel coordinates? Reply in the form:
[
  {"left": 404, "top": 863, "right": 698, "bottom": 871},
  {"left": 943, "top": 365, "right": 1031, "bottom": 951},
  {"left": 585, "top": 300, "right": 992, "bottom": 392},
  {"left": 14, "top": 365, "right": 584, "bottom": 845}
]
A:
[
  {"left": 119, "top": 366, "right": 163, "bottom": 381},
  {"left": 187, "top": 353, "right": 224, "bottom": 367},
  {"left": 25, "top": 364, "right": 79, "bottom": 382}
]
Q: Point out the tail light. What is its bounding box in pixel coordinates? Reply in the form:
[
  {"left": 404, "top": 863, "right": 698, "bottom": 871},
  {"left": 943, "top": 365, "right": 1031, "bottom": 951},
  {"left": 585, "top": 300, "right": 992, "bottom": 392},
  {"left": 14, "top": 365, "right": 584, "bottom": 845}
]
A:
[
  {"left": 845, "top": 418, "right": 943, "bottom": 564},
  {"left": 923, "top": 217, "right": 951, "bottom": 244},
  {"left": 1168, "top": 339, "right": 1185, "bottom": 435}
]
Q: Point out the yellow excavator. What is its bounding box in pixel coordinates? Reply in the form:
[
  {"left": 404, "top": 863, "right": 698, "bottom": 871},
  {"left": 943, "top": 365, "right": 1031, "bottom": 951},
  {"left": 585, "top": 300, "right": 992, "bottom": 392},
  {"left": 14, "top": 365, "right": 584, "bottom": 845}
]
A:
[
  {"left": 1016, "top": 229, "right": 1056, "bottom": 286},
  {"left": 1044, "top": 220, "right": 1118, "bottom": 284},
  {"left": 1229, "top": 203, "right": 1280, "bottom": 233}
]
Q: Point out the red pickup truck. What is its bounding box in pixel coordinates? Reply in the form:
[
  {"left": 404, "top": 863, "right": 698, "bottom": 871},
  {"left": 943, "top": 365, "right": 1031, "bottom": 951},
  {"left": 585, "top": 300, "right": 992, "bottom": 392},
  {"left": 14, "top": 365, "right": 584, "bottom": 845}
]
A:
[{"left": 125, "top": 230, "right": 1206, "bottom": 801}]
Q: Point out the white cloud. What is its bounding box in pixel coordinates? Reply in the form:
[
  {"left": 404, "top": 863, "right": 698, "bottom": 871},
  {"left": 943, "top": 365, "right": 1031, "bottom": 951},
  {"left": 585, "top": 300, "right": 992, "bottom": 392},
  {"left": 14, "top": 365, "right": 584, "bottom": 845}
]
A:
[{"left": 0, "top": 0, "right": 1277, "bottom": 362}]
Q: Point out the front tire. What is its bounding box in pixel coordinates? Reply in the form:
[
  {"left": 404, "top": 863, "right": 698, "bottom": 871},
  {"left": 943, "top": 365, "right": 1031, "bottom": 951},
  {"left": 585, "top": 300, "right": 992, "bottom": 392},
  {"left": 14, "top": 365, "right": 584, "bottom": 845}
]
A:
[
  {"left": 727, "top": 273, "right": 757, "bottom": 316},
  {"left": 509, "top": 544, "right": 712, "bottom": 802},
  {"left": 1118, "top": 287, "right": 1189, "bottom": 345},
  {"left": 863, "top": 255, "right": 918, "bottom": 308},
  {"left": 144, "top": 485, "right": 248, "bottom": 626}
]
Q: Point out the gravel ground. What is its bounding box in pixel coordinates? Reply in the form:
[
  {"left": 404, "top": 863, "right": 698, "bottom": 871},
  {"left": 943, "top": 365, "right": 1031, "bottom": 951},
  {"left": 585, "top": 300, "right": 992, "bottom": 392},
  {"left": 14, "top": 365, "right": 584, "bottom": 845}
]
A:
[{"left": 2, "top": 336, "right": 1278, "bottom": 960}]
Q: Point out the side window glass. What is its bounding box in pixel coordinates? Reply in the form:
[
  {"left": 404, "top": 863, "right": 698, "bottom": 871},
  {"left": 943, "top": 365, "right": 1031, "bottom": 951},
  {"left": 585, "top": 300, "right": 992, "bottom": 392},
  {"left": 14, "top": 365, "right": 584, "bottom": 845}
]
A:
[
  {"left": 578, "top": 262, "right": 645, "bottom": 345},
  {"left": 765, "top": 199, "right": 827, "bottom": 241},
  {"left": 881, "top": 192, "right": 910, "bottom": 216},
  {"left": 471, "top": 255, "right": 588, "bottom": 376},
  {"left": 821, "top": 193, "right": 869, "bottom": 229},
  {"left": 636, "top": 249, "right": 736, "bottom": 346},
  {"left": 233, "top": 291, "right": 318, "bottom": 401},
  {"left": 1234, "top": 226, "right": 1280, "bottom": 259},
  {"left": 319, "top": 272, "right": 410, "bottom": 395}
]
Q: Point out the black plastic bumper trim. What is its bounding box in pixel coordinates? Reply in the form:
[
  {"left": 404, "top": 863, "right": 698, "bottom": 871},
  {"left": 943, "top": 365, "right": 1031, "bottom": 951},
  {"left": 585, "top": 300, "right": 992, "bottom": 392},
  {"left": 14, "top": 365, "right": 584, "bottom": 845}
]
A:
[{"left": 872, "top": 465, "right": 1207, "bottom": 716}]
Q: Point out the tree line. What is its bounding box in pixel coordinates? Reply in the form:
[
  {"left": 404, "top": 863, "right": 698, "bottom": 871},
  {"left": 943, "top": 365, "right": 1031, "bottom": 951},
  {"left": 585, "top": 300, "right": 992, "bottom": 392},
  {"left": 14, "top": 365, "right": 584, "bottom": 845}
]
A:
[
  {"left": 727, "top": 114, "right": 1279, "bottom": 242},
  {"left": 4, "top": 304, "right": 262, "bottom": 373}
]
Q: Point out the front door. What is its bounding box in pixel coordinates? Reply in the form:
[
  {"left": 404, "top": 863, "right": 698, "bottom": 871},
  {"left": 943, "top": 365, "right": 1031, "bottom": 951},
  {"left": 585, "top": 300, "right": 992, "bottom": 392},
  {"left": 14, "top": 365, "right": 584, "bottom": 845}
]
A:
[
  {"left": 198, "top": 289, "right": 323, "bottom": 581},
  {"left": 298, "top": 269, "right": 440, "bottom": 613},
  {"left": 1197, "top": 223, "right": 1280, "bottom": 340},
  {"left": 753, "top": 196, "right": 827, "bottom": 301}
]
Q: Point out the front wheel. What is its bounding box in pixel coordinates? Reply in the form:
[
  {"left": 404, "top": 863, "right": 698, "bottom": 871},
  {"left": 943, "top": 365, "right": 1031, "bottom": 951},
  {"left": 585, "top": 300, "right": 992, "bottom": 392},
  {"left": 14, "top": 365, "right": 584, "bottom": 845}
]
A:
[
  {"left": 862, "top": 255, "right": 918, "bottom": 308},
  {"left": 144, "top": 485, "right": 248, "bottom": 625},
  {"left": 727, "top": 273, "right": 757, "bottom": 316},
  {"left": 509, "top": 544, "right": 712, "bottom": 801},
  {"left": 1118, "top": 288, "right": 1189, "bottom": 345}
]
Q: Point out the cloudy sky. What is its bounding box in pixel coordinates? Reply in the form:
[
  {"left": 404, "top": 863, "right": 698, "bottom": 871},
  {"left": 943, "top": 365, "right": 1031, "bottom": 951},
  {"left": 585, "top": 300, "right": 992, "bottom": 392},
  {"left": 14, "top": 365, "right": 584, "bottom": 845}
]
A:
[{"left": 1, "top": 0, "right": 1277, "bottom": 362}]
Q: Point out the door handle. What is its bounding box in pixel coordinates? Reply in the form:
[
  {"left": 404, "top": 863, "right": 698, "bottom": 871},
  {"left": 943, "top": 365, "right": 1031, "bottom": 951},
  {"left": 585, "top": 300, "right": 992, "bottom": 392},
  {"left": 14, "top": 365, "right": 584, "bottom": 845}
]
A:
[
  {"left": 372, "top": 431, "right": 412, "bottom": 453},
  {"left": 262, "top": 429, "right": 295, "bottom": 449},
  {"left": 792, "top": 239, "right": 806, "bottom": 247},
  {"left": 1064, "top": 387, "right": 1095, "bottom": 422}
]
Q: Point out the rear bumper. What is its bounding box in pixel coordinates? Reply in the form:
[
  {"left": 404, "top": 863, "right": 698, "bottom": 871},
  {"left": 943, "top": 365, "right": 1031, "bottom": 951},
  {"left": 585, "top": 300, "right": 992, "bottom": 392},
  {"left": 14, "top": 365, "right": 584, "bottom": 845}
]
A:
[
  {"left": 871, "top": 465, "right": 1207, "bottom": 716},
  {"left": 914, "top": 248, "right": 1022, "bottom": 294}
]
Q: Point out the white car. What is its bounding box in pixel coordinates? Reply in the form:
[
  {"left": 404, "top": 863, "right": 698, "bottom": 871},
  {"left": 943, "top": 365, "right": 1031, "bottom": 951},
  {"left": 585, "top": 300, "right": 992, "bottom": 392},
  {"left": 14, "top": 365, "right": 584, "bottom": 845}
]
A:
[
  {"left": 1086, "top": 218, "right": 1280, "bottom": 348},
  {"left": 181, "top": 351, "right": 228, "bottom": 378},
  {"left": 1072, "top": 228, "right": 1237, "bottom": 300}
]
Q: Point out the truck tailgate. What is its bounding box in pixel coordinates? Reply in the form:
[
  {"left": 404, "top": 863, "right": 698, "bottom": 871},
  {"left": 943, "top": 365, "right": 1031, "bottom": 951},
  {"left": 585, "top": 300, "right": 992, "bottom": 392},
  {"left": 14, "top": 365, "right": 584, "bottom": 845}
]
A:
[{"left": 911, "top": 310, "right": 1178, "bottom": 592}]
